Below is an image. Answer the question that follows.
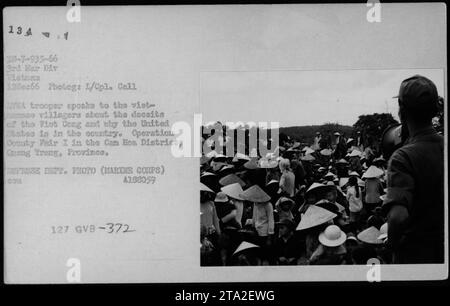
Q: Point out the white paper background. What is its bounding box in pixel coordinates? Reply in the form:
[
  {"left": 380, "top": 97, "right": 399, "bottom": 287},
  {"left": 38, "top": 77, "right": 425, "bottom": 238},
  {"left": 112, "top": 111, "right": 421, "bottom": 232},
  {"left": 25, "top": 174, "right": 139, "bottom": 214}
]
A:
[{"left": 3, "top": 4, "right": 447, "bottom": 283}]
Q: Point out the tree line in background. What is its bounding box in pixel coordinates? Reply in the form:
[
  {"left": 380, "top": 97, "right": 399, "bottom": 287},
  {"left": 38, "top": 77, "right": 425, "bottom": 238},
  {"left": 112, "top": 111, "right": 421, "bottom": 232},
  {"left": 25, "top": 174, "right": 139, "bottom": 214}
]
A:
[
  {"left": 279, "top": 113, "right": 399, "bottom": 149},
  {"left": 203, "top": 107, "right": 444, "bottom": 154}
]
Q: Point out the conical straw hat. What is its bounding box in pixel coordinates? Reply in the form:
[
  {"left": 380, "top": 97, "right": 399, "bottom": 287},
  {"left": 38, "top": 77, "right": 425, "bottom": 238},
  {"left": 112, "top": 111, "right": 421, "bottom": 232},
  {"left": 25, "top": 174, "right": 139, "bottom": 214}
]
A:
[
  {"left": 373, "top": 156, "right": 386, "bottom": 163},
  {"left": 357, "top": 226, "right": 383, "bottom": 244},
  {"left": 258, "top": 158, "right": 278, "bottom": 169},
  {"left": 306, "top": 182, "right": 325, "bottom": 193},
  {"left": 377, "top": 223, "right": 388, "bottom": 240},
  {"left": 275, "top": 197, "right": 295, "bottom": 210},
  {"left": 301, "top": 154, "right": 315, "bottom": 161},
  {"left": 357, "top": 178, "right": 365, "bottom": 187},
  {"left": 211, "top": 162, "right": 228, "bottom": 172},
  {"left": 200, "top": 183, "right": 214, "bottom": 193},
  {"left": 348, "top": 149, "right": 362, "bottom": 157},
  {"left": 243, "top": 158, "right": 259, "bottom": 170},
  {"left": 348, "top": 171, "right": 360, "bottom": 177},
  {"left": 292, "top": 142, "right": 301, "bottom": 149},
  {"left": 240, "top": 185, "right": 271, "bottom": 203},
  {"left": 214, "top": 192, "right": 229, "bottom": 203},
  {"left": 323, "top": 171, "right": 336, "bottom": 179},
  {"left": 304, "top": 148, "right": 315, "bottom": 155},
  {"left": 362, "top": 165, "right": 384, "bottom": 179},
  {"left": 219, "top": 164, "right": 234, "bottom": 172},
  {"left": 305, "top": 182, "right": 334, "bottom": 196},
  {"left": 205, "top": 150, "right": 218, "bottom": 158},
  {"left": 339, "top": 177, "right": 349, "bottom": 188},
  {"left": 233, "top": 152, "right": 250, "bottom": 162},
  {"left": 336, "top": 158, "right": 349, "bottom": 164},
  {"left": 213, "top": 153, "right": 227, "bottom": 160},
  {"left": 266, "top": 179, "right": 279, "bottom": 186},
  {"left": 221, "top": 183, "right": 244, "bottom": 201},
  {"left": 335, "top": 203, "right": 346, "bottom": 213},
  {"left": 296, "top": 205, "right": 337, "bottom": 231},
  {"left": 315, "top": 199, "right": 340, "bottom": 214},
  {"left": 201, "top": 171, "right": 216, "bottom": 178},
  {"left": 232, "top": 241, "right": 260, "bottom": 256},
  {"left": 219, "top": 174, "right": 245, "bottom": 187},
  {"left": 320, "top": 148, "right": 333, "bottom": 156}
]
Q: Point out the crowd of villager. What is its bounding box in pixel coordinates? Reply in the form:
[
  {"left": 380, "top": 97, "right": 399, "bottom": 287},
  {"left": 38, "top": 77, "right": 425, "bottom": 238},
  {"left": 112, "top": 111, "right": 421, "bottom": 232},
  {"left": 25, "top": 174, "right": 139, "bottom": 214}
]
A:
[{"left": 200, "top": 129, "right": 393, "bottom": 266}]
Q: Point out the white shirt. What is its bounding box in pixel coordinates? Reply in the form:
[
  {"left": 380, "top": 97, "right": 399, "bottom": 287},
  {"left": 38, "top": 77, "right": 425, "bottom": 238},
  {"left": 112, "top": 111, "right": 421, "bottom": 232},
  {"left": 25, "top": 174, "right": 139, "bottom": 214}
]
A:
[{"left": 346, "top": 186, "right": 363, "bottom": 213}]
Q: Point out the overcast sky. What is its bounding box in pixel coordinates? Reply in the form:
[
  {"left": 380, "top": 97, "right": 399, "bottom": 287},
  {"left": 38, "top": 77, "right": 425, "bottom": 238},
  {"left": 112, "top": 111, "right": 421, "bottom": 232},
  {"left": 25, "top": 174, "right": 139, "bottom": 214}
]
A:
[{"left": 201, "top": 69, "right": 444, "bottom": 127}]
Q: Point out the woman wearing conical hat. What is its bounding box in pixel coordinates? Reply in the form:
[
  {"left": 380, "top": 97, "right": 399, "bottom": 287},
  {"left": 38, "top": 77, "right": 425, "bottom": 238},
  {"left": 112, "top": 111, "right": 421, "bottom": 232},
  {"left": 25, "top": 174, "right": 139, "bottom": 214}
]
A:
[
  {"left": 348, "top": 149, "right": 363, "bottom": 174},
  {"left": 355, "top": 226, "right": 387, "bottom": 264},
  {"left": 240, "top": 185, "right": 275, "bottom": 265},
  {"left": 296, "top": 205, "right": 337, "bottom": 260},
  {"left": 221, "top": 183, "right": 245, "bottom": 228},
  {"left": 200, "top": 185, "right": 221, "bottom": 237},
  {"left": 200, "top": 186, "right": 221, "bottom": 265},
  {"left": 311, "top": 132, "right": 321, "bottom": 151},
  {"left": 214, "top": 192, "right": 241, "bottom": 266},
  {"left": 231, "top": 241, "right": 262, "bottom": 266},
  {"left": 274, "top": 197, "right": 295, "bottom": 223},
  {"left": 298, "top": 182, "right": 336, "bottom": 215},
  {"left": 362, "top": 165, "right": 385, "bottom": 213},
  {"left": 323, "top": 182, "right": 350, "bottom": 229},
  {"left": 265, "top": 166, "right": 281, "bottom": 187}
]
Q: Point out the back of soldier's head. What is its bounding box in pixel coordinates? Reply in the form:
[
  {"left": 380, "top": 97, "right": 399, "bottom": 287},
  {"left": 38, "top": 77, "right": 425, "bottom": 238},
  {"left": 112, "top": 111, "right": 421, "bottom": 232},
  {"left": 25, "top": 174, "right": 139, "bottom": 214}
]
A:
[{"left": 396, "top": 75, "right": 439, "bottom": 125}]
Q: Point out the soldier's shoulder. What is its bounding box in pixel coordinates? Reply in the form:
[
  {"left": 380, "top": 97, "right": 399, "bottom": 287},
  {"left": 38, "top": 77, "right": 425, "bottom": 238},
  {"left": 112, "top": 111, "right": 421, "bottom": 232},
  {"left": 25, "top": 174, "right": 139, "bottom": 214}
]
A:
[
  {"left": 391, "top": 146, "right": 410, "bottom": 161},
  {"left": 387, "top": 147, "right": 413, "bottom": 170}
]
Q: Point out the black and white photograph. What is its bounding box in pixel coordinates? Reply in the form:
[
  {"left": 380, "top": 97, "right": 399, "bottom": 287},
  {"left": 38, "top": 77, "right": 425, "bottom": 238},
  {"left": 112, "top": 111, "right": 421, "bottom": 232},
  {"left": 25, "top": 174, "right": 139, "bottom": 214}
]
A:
[
  {"left": 2, "top": 1, "right": 447, "bottom": 291},
  {"left": 199, "top": 70, "right": 445, "bottom": 267}
]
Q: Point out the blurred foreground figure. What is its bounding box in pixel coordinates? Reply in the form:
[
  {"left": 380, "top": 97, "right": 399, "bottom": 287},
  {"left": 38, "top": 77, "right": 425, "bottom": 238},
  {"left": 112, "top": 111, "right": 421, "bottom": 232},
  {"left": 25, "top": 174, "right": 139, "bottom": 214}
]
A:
[{"left": 382, "top": 75, "right": 444, "bottom": 263}]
